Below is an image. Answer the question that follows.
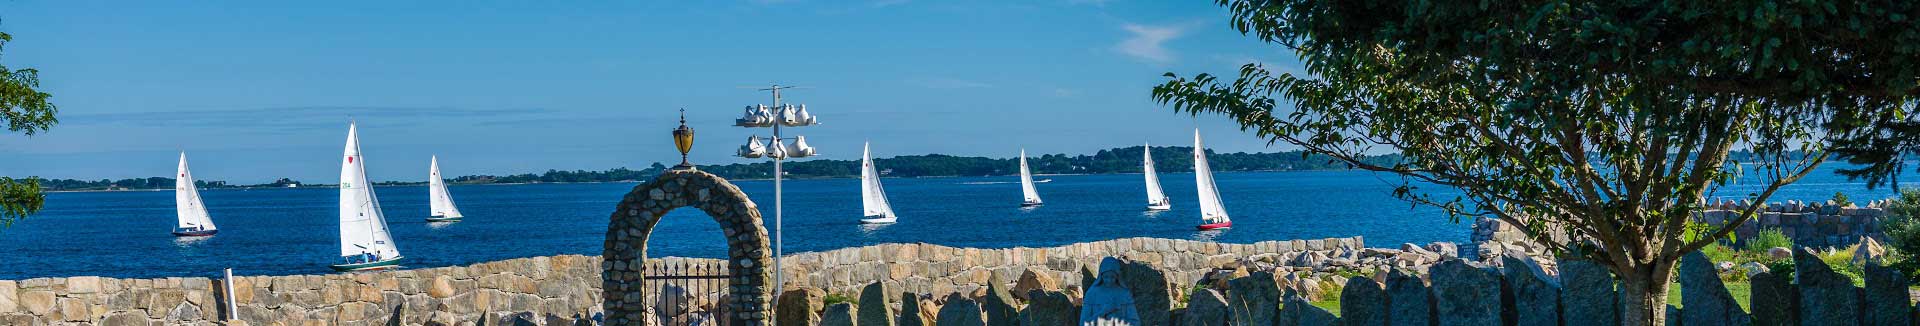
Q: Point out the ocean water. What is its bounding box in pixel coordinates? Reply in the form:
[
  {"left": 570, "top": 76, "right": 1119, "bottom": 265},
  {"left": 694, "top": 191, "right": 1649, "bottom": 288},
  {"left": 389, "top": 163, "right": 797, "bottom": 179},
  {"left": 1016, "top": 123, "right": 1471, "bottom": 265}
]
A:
[{"left": 0, "top": 168, "right": 1898, "bottom": 280}]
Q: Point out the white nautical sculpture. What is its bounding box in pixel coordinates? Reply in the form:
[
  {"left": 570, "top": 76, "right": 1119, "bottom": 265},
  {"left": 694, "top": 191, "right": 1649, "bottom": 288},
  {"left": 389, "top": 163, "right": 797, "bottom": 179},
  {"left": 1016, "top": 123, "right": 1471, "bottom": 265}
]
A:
[
  {"left": 735, "top": 105, "right": 774, "bottom": 127},
  {"left": 767, "top": 136, "right": 789, "bottom": 159},
  {"left": 787, "top": 136, "right": 817, "bottom": 157},
  {"left": 737, "top": 135, "right": 767, "bottom": 158}
]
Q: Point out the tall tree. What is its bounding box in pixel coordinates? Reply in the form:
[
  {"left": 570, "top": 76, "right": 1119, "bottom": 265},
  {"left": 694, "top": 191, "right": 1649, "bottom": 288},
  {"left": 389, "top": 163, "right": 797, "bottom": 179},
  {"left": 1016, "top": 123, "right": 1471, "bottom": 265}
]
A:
[
  {"left": 1152, "top": 1, "right": 1919, "bottom": 325},
  {"left": 0, "top": 30, "right": 60, "bottom": 227}
]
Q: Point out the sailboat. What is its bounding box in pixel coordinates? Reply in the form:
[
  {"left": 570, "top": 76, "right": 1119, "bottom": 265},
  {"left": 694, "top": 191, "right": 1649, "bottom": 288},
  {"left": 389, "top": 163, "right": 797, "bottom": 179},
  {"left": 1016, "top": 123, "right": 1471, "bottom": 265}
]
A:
[
  {"left": 332, "top": 123, "right": 405, "bottom": 272},
  {"left": 172, "top": 152, "right": 219, "bottom": 237},
  {"left": 1143, "top": 144, "right": 1171, "bottom": 211},
  {"left": 1193, "top": 130, "right": 1232, "bottom": 230},
  {"left": 1019, "top": 149, "right": 1044, "bottom": 207},
  {"left": 426, "top": 156, "right": 464, "bottom": 222},
  {"left": 859, "top": 142, "right": 898, "bottom": 224}
]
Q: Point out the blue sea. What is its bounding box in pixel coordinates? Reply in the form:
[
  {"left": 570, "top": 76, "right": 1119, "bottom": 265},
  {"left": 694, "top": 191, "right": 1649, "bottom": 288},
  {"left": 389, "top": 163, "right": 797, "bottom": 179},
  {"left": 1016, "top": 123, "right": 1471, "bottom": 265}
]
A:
[{"left": 0, "top": 168, "right": 1901, "bottom": 280}]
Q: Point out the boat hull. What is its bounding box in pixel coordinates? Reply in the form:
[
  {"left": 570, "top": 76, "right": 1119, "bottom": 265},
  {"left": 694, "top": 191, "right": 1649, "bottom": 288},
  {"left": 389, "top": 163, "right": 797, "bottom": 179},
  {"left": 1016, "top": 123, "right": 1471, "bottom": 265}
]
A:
[
  {"left": 330, "top": 257, "right": 405, "bottom": 272},
  {"left": 860, "top": 216, "right": 897, "bottom": 224},
  {"left": 1145, "top": 203, "right": 1171, "bottom": 211},
  {"left": 1195, "top": 222, "right": 1232, "bottom": 230},
  {"left": 425, "top": 216, "right": 463, "bottom": 222},
  {"left": 171, "top": 229, "right": 218, "bottom": 237},
  {"left": 1021, "top": 201, "right": 1044, "bottom": 207}
]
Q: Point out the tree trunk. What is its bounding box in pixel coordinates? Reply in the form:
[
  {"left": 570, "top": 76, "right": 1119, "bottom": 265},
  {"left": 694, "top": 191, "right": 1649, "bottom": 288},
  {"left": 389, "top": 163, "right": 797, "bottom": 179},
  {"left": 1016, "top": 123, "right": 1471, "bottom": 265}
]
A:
[{"left": 1618, "top": 260, "right": 1675, "bottom": 326}]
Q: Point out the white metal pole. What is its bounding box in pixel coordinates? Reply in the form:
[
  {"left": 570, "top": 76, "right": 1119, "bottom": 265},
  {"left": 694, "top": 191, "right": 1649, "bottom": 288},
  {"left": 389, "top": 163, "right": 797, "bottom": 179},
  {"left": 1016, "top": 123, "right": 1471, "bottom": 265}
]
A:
[
  {"left": 771, "top": 86, "right": 785, "bottom": 293},
  {"left": 223, "top": 268, "right": 238, "bottom": 320}
]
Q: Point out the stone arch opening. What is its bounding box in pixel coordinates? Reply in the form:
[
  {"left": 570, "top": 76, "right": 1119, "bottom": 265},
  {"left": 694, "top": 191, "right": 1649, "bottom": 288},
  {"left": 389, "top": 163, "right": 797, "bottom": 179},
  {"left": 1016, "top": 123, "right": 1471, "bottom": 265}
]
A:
[{"left": 604, "top": 169, "right": 773, "bottom": 326}]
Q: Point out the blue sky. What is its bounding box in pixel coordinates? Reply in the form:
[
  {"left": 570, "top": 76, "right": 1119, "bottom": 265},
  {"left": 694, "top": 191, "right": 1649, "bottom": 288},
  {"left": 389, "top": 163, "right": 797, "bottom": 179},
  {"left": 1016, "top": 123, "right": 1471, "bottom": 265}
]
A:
[{"left": 0, "top": 1, "right": 1304, "bottom": 183}]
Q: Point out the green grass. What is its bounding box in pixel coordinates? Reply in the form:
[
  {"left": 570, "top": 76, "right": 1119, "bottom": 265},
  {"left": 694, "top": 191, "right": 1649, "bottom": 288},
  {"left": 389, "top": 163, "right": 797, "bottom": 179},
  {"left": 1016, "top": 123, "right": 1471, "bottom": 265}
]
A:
[
  {"left": 1665, "top": 281, "right": 1753, "bottom": 312},
  {"left": 1308, "top": 300, "right": 1341, "bottom": 317}
]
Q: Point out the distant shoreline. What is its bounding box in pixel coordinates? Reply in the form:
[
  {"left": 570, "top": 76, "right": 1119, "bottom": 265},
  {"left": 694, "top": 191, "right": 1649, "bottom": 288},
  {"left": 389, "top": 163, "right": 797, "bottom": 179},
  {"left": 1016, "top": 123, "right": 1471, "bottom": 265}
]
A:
[{"left": 41, "top": 169, "right": 1341, "bottom": 193}]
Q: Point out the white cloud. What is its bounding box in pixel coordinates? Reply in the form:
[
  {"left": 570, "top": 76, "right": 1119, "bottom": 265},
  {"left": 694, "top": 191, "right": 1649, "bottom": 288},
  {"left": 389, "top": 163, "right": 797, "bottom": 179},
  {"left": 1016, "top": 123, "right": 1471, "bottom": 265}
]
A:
[{"left": 1115, "top": 23, "right": 1188, "bottom": 64}]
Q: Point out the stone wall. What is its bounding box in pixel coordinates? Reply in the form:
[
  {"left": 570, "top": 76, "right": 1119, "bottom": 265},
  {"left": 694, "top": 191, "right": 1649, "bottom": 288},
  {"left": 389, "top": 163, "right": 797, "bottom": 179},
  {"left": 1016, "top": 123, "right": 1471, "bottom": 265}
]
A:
[
  {"left": 775, "top": 237, "right": 1378, "bottom": 298},
  {"left": 0, "top": 255, "right": 605, "bottom": 326},
  {"left": 1, "top": 236, "right": 1468, "bottom": 326},
  {"left": 1473, "top": 198, "right": 1894, "bottom": 263},
  {"left": 1700, "top": 199, "right": 1888, "bottom": 249}
]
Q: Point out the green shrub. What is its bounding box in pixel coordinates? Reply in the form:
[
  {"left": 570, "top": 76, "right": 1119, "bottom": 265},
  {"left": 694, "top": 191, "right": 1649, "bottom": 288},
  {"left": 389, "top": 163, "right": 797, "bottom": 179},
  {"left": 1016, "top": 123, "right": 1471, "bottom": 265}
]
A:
[
  {"left": 1833, "top": 191, "right": 1853, "bottom": 207},
  {"left": 1700, "top": 242, "right": 1738, "bottom": 263},
  {"left": 1884, "top": 189, "right": 1920, "bottom": 283},
  {"left": 1817, "top": 246, "right": 1865, "bottom": 286},
  {"left": 1743, "top": 228, "right": 1794, "bottom": 253},
  {"left": 823, "top": 293, "right": 854, "bottom": 306},
  {"left": 1766, "top": 259, "right": 1795, "bottom": 278}
]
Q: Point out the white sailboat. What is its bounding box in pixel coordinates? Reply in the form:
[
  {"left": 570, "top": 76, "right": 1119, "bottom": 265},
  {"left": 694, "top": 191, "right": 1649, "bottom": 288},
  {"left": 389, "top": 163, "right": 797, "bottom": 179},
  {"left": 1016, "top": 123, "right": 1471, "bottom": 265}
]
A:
[
  {"left": 1143, "top": 144, "right": 1171, "bottom": 211},
  {"left": 1019, "top": 149, "right": 1044, "bottom": 207},
  {"left": 426, "top": 156, "right": 464, "bottom": 222},
  {"left": 859, "top": 142, "right": 898, "bottom": 224},
  {"left": 1193, "top": 130, "right": 1232, "bottom": 230},
  {"left": 332, "top": 123, "right": 404, "bottom": 271},
  {"left": 172, "top": 152, "right": 218, "bottom": 237}
]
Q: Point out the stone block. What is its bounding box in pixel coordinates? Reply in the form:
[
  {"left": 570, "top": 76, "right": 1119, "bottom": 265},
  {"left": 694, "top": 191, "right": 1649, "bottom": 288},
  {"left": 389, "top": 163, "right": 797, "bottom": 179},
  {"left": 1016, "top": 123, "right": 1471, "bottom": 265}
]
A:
[
  {"left": 1019, "top": 290, "right": 1080, "bottom": 326},
  {"left": 1013, "top": 269, "right": 1060, "bottom": 301},
  {"left": 1429, "top": 260, "right": 1500, "bottom": 326},
  {"left": 1502, "top": 254, "right": 1560, "bottom": 326},
  {"left": 899, "top": 293, "right": 932, "bottom": 326},
  {"left": 823, "top": 302, "right": 858, "bottom": 326},
  {"left": 1680, "top": 252, "right": 1748, "bottom": 325},
  {"left": 0, "top": 280, "right": 15, "bottom": 313},
  {"left": 20, "top": 290, "right": 54, "bottom": 315},
  {"left": 1278, "top": 295, "right": 1335, "bottom": 326},
  {"left": 57, "top": 297, "right": 91, "bottom": 322},
  {"left": 1340, "top": 276, "right": 1387, "bottom": 326},
  {"left": 1794, "top": 247, "right": 1860, "bottom": 325},
  {"left": 1557, "top": 259, "right": 1618, "bottom": 326},
  {"left": 1384, "top": 269, "right": 1430, "bottom": 326},
  {"left": 1746, "top": 271, "right": 1794, "bottom": 326},
  {"left": 980, "top": 273, "right": 1018, "bottom": 326},
  {"left": 65, "top": 277, "right": 100, "bottom": 294},
  {"left": 936, "top": 293, "right": 985, "bottom": 326},
  {"left": 859, "top": 282, "right": 896, "bottom": 326},
  {"left": 1116, "top": 259, "right": 1170, "bottom": 326},
  {"left": 1864, "top": 263, "right": 1910, "bottom": 326},
  {"left": 99, "top": 311, "right": 147, "bottom": 326},
  {"left": 1227, "top": 271, "right": 1281, "bottom": 326},
  {"left": 777, "top": 288, "right": 823, "bottom": 326}
]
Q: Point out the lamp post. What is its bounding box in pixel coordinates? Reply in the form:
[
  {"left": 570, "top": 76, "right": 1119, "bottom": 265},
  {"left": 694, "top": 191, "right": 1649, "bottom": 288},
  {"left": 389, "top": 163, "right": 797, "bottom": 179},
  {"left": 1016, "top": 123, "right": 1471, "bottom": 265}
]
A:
[{"left": 732, "top": 84, "right": 817, "bottom": 299}]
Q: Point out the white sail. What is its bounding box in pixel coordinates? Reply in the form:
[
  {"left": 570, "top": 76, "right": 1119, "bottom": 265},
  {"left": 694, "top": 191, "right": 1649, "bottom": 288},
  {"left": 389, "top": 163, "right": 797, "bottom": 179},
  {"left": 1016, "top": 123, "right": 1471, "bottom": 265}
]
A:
[
  {"left": 340, "top": 123, "right": 401, "bottom": 260},
  {"left": 1194, "top": 130, "right": 1230, "bottom": 224},
  {"left": 1019, "top": 149, "right": 1043, "bottom": 205},
  {"left": 428, "top": 156, "right": 463, "bottom": 218},
  {"left": 1143, "top": 143, "right": 1169, "bottom": 210},
  {"left": 860, "top": 142, "right": 897, "bottom": 223},
  {"left": 174, "top": 152, "right": 216, "bottom": 231}
]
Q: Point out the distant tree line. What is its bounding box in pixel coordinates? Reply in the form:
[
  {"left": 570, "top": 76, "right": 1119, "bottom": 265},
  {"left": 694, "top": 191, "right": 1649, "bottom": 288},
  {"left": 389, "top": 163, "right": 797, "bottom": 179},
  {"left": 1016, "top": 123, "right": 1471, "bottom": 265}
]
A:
[
  {"left": 24, "top": 146, "right": 1399, "bottom": 191},
  {"left": 697, "top": 146, "right": 1401, "bottom": 179},
  {"left": 34, "top": 177, "right": 304, "bottom": 191}
]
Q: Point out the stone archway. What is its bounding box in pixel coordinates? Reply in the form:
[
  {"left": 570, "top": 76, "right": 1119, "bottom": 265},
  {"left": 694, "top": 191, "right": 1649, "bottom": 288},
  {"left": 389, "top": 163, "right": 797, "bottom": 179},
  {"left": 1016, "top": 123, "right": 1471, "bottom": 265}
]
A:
[{"left": 604, "top": 169, "right": 773, "bottom": 326}]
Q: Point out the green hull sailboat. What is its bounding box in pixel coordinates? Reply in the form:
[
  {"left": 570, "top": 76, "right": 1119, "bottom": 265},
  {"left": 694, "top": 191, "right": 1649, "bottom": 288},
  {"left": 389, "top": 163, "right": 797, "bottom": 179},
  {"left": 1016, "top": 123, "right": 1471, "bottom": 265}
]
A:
[
  {"left": 329, "top": 256, "right": 404, "bottom": 272},
  {"left": 335, "top": 122, "right": 407, "bottom": 273}
]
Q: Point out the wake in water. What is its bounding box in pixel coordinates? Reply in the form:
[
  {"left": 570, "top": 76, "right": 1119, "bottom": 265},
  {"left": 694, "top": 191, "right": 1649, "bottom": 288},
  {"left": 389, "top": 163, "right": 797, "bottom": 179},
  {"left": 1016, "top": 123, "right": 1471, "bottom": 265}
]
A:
[
  {"left": 959, "top": 181, "right": 1018, "bottom": 185},
  {"left": 959, "top": 179, "right": 1052, "bottom": 185}
]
